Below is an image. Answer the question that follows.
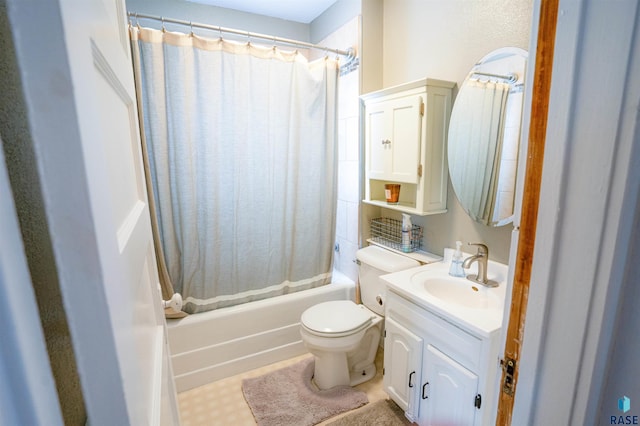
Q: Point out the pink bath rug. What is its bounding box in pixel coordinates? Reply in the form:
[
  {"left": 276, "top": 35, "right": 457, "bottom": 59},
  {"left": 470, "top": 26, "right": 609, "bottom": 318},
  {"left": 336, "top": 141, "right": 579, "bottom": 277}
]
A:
[{"left": 241, "top": 357, "right": 368, "bottom": 426}]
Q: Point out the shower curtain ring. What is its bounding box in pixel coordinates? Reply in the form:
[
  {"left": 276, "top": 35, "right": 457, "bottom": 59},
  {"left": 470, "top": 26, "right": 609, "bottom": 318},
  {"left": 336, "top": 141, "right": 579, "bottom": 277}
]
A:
[
  {"left": 161, "top": 16, "right": 166, "bottom": 32},
  {"left": 189, "top": 21, "right": 194, "bottom": 37}
]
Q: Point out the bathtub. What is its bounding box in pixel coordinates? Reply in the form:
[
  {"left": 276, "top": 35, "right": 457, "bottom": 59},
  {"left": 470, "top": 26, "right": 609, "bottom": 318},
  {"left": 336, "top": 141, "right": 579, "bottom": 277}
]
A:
[{"left": 167, "top": 270, "right": 355, "bottom": 392}]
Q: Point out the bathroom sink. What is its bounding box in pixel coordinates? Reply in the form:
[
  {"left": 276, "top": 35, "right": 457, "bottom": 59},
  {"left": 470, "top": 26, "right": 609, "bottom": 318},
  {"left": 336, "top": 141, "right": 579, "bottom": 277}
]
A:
[
  {"left": 380, "top": 252, "right": 508, "bottom": 336},
  {"left": 418, "top": 276, "right": 501, "bottom": 310}
]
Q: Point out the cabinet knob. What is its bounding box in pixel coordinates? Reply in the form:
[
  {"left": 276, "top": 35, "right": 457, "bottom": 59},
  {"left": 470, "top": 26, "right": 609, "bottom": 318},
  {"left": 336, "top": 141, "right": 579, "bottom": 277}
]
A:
[{"left": 381, "top": 139, "right": 391, "bottom": 145}]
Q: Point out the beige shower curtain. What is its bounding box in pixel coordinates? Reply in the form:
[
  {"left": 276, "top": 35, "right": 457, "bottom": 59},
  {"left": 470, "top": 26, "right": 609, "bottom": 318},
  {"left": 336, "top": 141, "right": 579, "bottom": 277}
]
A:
[
  {"left": 130, "top": 30, "right": 187, "bottom": 319},
  {"left": 129, "top": 25, "right": 339, "bottom": 314}
]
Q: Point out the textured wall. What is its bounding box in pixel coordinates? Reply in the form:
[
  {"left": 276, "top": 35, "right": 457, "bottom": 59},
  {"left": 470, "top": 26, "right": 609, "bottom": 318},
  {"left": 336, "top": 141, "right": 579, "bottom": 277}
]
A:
[
  {"left": 0, "top": 2, "right": 86, "bottom": 424},
  {"left": 379, "top": 0, "right": 534, "bottom": 263},
  {"left": 126, "top": 0, "right": 310, "bottom": 41}
]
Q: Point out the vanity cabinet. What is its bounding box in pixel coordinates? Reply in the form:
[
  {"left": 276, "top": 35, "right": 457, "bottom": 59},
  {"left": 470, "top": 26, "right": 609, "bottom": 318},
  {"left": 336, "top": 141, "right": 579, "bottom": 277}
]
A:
[
  {"left": 422, "top": 344, "right": 479, "bottom": 425},
  {"left": 361, "top": 78, "right": 455, "bottom": 215},
  {"left": 383, "top": 290, "right": 498, "bottom": 425},
  {"left": 383, "top": 317, "right": 423, "bottom": 418}
]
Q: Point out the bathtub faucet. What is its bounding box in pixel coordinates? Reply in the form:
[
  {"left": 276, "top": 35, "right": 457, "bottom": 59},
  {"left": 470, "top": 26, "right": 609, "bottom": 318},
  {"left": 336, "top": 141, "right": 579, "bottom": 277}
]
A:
[{"left": 462, "top": 243, "right": 498, "bottom": 288}]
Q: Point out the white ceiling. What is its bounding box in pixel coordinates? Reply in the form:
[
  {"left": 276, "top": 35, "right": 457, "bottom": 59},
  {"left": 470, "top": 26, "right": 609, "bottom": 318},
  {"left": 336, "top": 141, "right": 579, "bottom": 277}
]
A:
[{"left": 184, "top": 0, "right": 338, "bottom": 24}]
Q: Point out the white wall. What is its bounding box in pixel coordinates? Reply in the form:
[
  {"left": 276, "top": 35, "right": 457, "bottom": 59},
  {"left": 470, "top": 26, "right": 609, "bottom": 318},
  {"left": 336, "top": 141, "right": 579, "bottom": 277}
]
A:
[
  {"left": 367, "top": 0, "right": 533, "bottom": 263},
  {"left": 126, "top": 0, "right": 309, "bottom": 41},
  {"left": 310, "top": 0, "right": 361, "bottom": 43},
  {"left": 599, "top": 192, "right": 640, "bottom": 423}
]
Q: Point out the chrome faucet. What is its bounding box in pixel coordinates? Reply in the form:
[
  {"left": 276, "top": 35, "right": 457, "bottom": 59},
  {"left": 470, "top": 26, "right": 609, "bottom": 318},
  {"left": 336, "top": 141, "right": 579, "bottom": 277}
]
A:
[{"left": 462, "top": 243, "right": 498, "bottom": 287}]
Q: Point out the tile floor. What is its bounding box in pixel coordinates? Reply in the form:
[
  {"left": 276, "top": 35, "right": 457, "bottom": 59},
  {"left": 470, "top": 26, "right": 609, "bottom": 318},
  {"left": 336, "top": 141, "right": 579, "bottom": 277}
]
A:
[{"left": 177, "top": 349, "right": 388, "bottom": 425}]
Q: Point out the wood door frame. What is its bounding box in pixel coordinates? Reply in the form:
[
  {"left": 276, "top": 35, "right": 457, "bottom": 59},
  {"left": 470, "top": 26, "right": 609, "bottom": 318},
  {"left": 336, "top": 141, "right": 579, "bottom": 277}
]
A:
[{"left": 495, "top": 0, "right": 559, "bottom": 423}]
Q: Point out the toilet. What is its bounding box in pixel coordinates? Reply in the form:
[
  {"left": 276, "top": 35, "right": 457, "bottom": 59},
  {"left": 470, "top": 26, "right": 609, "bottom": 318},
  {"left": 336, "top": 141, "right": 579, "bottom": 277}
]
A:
[{"left": 300, "top": 245, "right": 420, "bottom": 390}]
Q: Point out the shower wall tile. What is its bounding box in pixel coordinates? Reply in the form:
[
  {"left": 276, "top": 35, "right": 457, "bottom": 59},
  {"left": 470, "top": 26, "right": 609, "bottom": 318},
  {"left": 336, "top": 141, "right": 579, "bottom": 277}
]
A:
[
  {"left": 347, "top": 201, "right": 359, "bottom": 245},
  {"left": 499, "top": 159, "right": 517, "bottom": 193},
  {"left": 502, "top": 125, "right": 520, "bottom": 161},
  {"left": 338, "top": 161, "right": 360, "bottom": 203},
  {"left": 336, "top": 200, "right": 348, "bottom": 240},
  {"left": 338, "top": 117, "right": 347, "bottom": 162},
  {"left": 336, "top": 237, "right": 359, "bottom": 281},
  {"left": 345, "top": 116, "right": 359, "bottom": 162},
  {"left": 339, "top": 72, "right": 360, "bottom": 118},
  {"left": 318, "top": 16, "right": 360, "bottom": 279}
]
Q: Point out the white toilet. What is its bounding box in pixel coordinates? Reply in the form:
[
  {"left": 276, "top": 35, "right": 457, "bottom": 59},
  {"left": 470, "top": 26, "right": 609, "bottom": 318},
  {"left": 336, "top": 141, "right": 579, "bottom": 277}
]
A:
[{"left": 300, "top": 245, "right": 420, "bottom": 390}]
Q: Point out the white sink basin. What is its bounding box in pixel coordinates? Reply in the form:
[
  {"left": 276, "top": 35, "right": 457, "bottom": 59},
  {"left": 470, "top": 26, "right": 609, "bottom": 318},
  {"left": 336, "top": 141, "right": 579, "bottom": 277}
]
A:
[
  {"left": 417, "top": 275, "right": 501, "bottom": 310},
  {"left": 380, "top": 252, "right": 508, "bottom": 336}
]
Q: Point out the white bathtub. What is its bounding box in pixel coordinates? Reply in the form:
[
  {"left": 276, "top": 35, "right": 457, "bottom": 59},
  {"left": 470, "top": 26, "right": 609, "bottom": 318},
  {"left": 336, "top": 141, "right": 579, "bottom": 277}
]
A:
[{"left": 167, "top": 271, "right": 355, "bottom": 392}]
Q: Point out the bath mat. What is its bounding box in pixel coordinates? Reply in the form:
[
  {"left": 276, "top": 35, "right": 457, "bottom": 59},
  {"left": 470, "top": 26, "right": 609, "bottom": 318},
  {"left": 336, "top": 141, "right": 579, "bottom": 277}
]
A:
[
  {"left": 326, "top": 399, "right": 413, "bottom": 426},
  {"left": 241, "top": 357, "right": 368, "bottom": 426}
]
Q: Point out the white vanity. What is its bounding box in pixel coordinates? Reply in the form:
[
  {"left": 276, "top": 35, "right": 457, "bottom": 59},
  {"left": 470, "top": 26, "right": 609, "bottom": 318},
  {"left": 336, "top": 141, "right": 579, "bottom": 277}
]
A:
[
  {"left": 381, "top": 251, "right": 508, "bottom": 426},
  {"left": 366, "top": 47, "right": 527, "bottom": 425}
]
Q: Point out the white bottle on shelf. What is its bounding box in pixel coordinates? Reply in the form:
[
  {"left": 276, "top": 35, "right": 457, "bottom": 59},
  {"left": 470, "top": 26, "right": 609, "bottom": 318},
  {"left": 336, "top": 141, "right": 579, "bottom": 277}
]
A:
[{"left": 401, "top": 214, "right": 412, "bottom": 252}]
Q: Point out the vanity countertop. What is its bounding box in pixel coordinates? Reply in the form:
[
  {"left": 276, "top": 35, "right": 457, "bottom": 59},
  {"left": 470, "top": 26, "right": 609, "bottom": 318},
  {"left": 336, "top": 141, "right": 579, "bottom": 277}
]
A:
[{"left": 381, "top": 255, "right": 508, "bottom": 337}]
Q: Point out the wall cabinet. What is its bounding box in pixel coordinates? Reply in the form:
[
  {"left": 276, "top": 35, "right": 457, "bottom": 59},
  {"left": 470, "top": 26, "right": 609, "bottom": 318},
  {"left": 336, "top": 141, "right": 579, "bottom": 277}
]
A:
[
  {"left": 361, "top": 78, "right": 455, "bottom": 215},
  {"left": 383, "top": 290, "right": 500, "bottom": 425}
]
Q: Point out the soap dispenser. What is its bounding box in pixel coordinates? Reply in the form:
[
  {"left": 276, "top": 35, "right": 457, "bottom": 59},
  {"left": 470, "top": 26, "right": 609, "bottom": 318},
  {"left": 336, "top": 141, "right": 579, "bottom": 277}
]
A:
[
  {"left": 449, "top": 240, "right": 465, "bottom": 277},
  {"left": 401, "top": 214, "right": 412, "bottom": 253}
]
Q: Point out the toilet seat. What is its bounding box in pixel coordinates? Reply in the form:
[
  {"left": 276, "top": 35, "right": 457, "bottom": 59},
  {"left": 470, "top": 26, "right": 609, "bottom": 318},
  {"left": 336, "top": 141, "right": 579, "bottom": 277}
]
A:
[{"left": 301, "top": 300, "right": 372, "bottom": 337}]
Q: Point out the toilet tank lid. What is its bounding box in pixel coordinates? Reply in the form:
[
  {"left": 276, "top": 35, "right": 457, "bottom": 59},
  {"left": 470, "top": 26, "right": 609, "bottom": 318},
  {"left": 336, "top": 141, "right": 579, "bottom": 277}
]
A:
[{"left": 356, "top": 245, "right": 420, "bottom": 272}]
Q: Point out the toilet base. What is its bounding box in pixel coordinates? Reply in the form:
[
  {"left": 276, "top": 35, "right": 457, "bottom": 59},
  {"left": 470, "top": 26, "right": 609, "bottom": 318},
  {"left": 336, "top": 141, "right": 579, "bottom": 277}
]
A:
[
  {"left": 349, "top": 362, "right": 377, "bottom": 387},
  {"left": 312, "top": 351, "right": 351, "bottom": 389},
  {"left": 300, "top": 305, "right": 383, "bottom": 390},
  {"left": 311, "top": 356, "right": 377, "bottom": 389}
]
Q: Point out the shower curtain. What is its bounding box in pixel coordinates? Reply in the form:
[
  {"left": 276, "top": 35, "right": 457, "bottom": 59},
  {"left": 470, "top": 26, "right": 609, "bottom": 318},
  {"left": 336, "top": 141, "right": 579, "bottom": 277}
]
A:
[
  {"left": 130, "top": 26, "right": 338, "bottom": 314},
  {"left": 448, "top": 79, "right": 509, "bottom": 225}
]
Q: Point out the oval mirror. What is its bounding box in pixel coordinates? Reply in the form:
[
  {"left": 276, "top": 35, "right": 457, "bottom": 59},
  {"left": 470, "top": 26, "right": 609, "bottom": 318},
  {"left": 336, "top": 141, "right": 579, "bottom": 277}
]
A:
[{"left": 448, "top": 47, "right": 528, "bottom": 226}]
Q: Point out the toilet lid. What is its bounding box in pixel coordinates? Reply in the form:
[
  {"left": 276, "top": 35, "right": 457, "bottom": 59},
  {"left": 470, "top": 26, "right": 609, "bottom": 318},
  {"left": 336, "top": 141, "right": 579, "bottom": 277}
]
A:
[{"left": 301, "top": 300, "right": 372, "bottom": 335}]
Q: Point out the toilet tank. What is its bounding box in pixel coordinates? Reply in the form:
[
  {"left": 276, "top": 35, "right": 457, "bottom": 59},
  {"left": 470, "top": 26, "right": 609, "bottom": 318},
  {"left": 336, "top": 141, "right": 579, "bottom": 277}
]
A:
[{"left": 356, "top": 245, "right": 420, "bottom": 316}]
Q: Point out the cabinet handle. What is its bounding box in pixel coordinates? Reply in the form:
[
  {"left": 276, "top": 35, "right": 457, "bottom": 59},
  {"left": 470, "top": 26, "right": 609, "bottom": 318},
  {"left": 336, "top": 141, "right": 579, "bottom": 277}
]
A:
[
  {"left": 408, "top": 371, "right": 415, "bottom": 388},
  {"left": 422, "top": 382, "right": 430, "bottom": 399}
]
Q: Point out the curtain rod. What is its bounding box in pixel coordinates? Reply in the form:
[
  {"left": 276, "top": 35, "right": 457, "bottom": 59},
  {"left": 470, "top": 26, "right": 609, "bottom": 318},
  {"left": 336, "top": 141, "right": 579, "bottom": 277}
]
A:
[
  {"left": 470, "top": 71, "right": 518, "bottom": 83},
  {"left": 127, "top": 12, "right": 356, "bottom": 60}
]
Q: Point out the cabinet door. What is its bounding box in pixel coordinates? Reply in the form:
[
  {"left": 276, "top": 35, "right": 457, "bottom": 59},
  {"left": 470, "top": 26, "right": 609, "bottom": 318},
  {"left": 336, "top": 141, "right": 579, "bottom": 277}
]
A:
[
  {"left": 384, "top": 317, "right": 423, "bottom": 422},
  {"left": 420, "top": 344, "right": 479, "bottom": 426},
  {"left": 365, "top": 95, "right": 423, "bottom": 183},
  {"left": 387, "top": 95, "right": 423, "bottom": 183},
  {"left": 365, "top": 102, "right": 388, "bottom": 180}
]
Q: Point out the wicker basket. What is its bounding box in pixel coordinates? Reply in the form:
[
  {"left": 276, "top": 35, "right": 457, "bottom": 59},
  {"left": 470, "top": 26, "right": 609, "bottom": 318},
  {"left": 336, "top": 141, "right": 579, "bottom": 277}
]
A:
[{"left": 370, "top": 217, "right": 423, "bottom": 252}]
